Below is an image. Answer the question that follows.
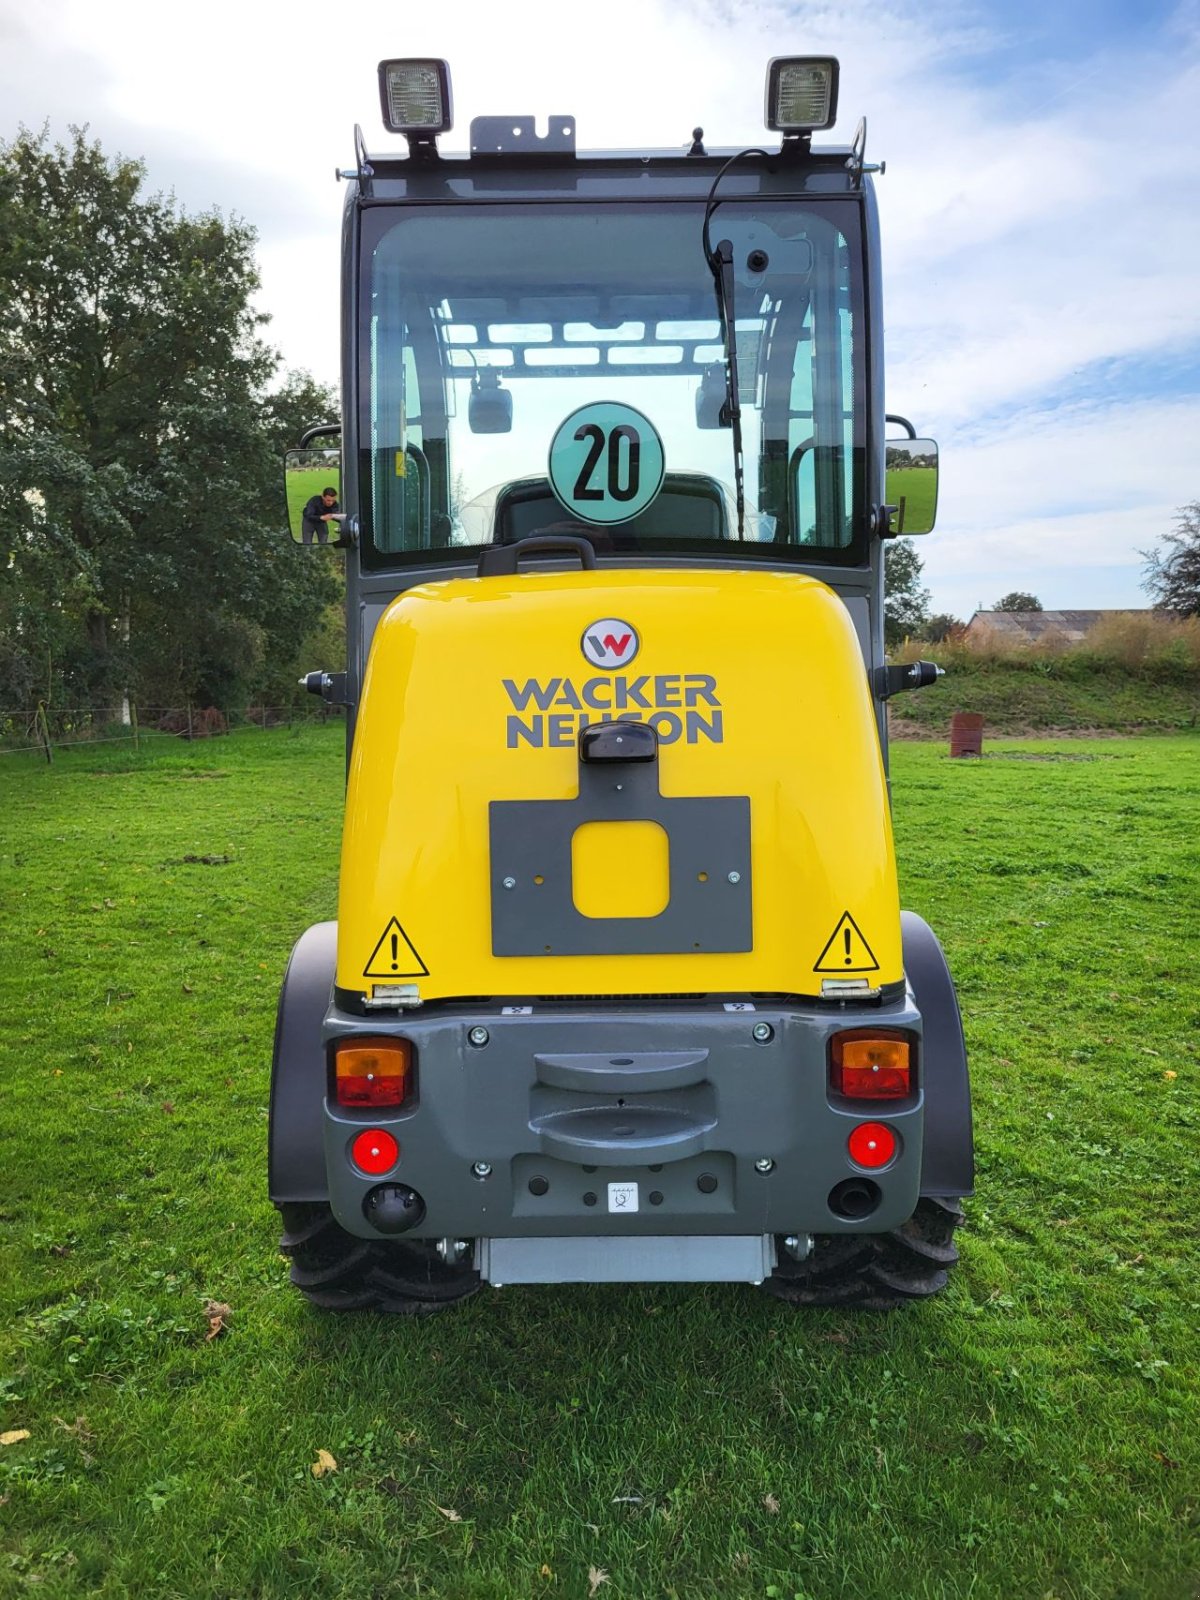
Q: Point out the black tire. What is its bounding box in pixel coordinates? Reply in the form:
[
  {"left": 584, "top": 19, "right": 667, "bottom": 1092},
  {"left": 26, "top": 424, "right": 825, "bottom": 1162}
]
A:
[
  {"left": 762, "top": 1196, "right": 965, "bottom": 1309},
  {"left": 277, "top": 1203, "right": 481, "bottom": 1316}
]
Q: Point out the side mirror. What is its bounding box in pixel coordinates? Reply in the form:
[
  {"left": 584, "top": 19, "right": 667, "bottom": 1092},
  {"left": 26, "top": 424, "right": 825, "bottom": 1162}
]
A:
[
  {"left": 285, "top": 448, "right": 343, "bottom": 545},
  {"left": 884, "top": 438, "right": 938, "bottom": 535},
  {"left": 468, "top": 371, "right": 513, "bottom": 434}
]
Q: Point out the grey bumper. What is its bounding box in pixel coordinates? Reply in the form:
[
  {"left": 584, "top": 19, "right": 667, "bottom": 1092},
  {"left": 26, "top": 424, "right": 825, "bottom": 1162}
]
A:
[{"left": 322, "top": 1000, "right": 924, "bottom": 1243}]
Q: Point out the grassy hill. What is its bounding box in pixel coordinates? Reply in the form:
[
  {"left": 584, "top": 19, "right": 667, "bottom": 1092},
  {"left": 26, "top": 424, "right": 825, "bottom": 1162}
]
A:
[{"left": 890, "top": 617, "right": 1200, "bottom": 735}]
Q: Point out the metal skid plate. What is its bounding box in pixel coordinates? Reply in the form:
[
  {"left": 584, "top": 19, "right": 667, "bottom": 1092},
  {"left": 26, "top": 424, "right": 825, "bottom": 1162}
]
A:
[
  {"left": 478, "top": 1234, "right": 776, "bottom": 1285},
  {"left": 489, "top": 756, "right": 752, "bottom": 957}
]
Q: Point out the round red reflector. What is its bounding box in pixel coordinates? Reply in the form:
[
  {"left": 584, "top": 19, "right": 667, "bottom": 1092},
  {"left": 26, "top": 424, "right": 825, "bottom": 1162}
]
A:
[
  {"left": 351, "top": 1129, "right": 399, "bottom": 1176},
  {"left": 847, "top": 1121, "right": 897, "bottom": 1169}
]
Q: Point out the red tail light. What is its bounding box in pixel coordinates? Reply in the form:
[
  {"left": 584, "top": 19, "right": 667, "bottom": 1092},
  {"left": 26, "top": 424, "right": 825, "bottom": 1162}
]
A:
[
  {"left": 847, "top": 1121, "right": 897, "bottom": 1169},
  {"left": 350, "top": 1128, "right": 400, "bottom": 1175},
  {"left": 334, "top": 1037, "right": 412, "bottom": 1108},
  {"left": 830, "top": 1030, "right": 913, "bottom": 1099}
]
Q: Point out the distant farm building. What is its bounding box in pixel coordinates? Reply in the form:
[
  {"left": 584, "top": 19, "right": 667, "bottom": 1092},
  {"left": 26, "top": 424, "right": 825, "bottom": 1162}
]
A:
[{"left": 964, "top": 609, "right": 1151, "bottom": 645}]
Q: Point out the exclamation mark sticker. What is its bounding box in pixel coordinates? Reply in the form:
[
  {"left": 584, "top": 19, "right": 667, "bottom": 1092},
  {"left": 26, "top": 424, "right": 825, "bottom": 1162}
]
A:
[
  {"left": 390, "top": 932, "right": 399, "bottom": 970},
  {"left": 813, "top": 912, "right": 880, "bottom": 974},
  {"left": 364, "top": 918, "right": 430, "bottom": 979}
]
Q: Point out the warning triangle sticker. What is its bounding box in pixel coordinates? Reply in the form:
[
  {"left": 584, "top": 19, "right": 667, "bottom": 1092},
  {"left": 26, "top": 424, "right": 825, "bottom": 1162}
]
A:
[
  {"left": 363, "top": 917, "right": 429, "bottom": 979},
  {"left": 813, "top": 911, "right": 879, "bottom": 974}
]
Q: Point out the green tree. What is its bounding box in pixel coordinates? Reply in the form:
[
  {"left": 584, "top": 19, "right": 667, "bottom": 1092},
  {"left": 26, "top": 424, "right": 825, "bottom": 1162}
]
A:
[
  {"left": 884, "top": 538, "right": 931, "bottom": 647},
  {"left": 922, "top": 612, "right": 962, "bottom": 643},
  {"left": 0, "top": 126, "right": 335, "bottom": 720},
  {"left": 994, "top": 591, "right": 1043, "bottom": 612},
  {"left": 1142, "top": 502, "right": 1200, "bottom": 617}
]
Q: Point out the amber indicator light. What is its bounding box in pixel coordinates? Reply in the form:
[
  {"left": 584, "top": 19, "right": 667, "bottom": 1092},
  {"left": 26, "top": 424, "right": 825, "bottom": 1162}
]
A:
[{"left": 830, "top": 1030, "right": 912, "bottom": 1099}]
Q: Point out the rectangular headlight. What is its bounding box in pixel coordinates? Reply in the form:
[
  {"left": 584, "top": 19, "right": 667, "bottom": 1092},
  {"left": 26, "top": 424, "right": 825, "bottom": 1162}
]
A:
[
  {"left": 766, "top": 57, "right": 840, "bottom": 132},
  {"left": 378, "top": 58, "right": 453, "bottom": 135}
]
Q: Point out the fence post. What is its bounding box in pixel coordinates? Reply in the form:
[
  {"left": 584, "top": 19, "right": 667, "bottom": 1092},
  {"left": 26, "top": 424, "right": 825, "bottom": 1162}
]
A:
[
  {"left": 35, "top": 702, "right": 53, "bottom": 764},
  {"left": 131, "top": 702, "right": 140, "bottom": 752}
]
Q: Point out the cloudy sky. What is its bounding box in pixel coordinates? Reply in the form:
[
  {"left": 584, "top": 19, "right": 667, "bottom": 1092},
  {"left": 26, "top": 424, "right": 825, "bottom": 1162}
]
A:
[{"left": 3, "top": 0, "right": 1197, "bottom": 618}]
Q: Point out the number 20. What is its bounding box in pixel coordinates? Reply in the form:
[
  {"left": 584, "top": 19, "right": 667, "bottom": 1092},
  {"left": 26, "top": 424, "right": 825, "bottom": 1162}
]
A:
[{"left": 572, "top": 423, "right": 641, "bottom": 503}]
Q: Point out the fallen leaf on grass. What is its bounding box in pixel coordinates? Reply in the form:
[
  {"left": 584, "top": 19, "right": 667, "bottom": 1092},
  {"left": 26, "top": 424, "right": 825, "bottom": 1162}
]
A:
[
  {"left": 539, "top": 1564, "right": 553, "bottom": 1578},
  {"left": 588, "top": 1568, "right": 609, "bottom": 1596},
  {"left": 763, "top": 1492, "right": 780, "bottom": 1514},
  {"left": 435, "top": 1505, "right": 463, "bottom": 1522},
  {"left": 52, "top": 1416, "right": 94, "bottom": 1464},
  {"left": 1153, "top": 1450, "right": 1180, "bottom": 1470},
  {"left": 1163, "top": 1070, "right": 1177, "bottom": 1081},
  {"left": 0, "top": 1430, "right": 31, "bottom": 1446},
  {"left": 161, "top": 1101, "right": 175, "bottom": 1115},
  {"left": 202, "top": 1300, "right": 232, "bottom": 1340},
  {"left": 311, "top": 1449, "right": 338, "bottom": 1478}
]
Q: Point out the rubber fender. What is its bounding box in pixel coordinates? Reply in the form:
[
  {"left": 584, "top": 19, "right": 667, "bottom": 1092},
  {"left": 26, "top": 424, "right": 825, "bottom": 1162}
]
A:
[
  {"left": 902, "top": 910, "right": 974, "bottom": 1198},
  {"left": 268, "top": 921, "right": 336, "bottom": 1203}
]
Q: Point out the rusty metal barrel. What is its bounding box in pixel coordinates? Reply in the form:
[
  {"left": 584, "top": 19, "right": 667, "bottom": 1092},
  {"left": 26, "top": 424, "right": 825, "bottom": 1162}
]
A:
[{"left": 949, "top": 712, "right": 984, "bottom": 757}]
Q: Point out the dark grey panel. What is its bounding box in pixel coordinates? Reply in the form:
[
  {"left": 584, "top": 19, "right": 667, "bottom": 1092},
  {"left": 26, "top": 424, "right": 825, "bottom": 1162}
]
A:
[
  {"left": 268, "top": 922, "right": 337, "bottom": 1203},
  {"left": 901, "top": 910, "right": 974, "bottom": 1198},
  {"left": 490, "top": 756, "right": 752, "bottom": 956}
]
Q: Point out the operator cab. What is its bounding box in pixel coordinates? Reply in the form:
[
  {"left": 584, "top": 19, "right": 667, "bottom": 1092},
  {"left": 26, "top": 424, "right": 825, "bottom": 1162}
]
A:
[{"left": 359, "top": 185, "right": 865, "bottom": 571}]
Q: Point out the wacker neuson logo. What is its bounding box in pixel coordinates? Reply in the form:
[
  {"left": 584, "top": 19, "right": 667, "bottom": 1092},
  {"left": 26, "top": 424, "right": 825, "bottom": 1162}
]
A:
[
  {"left": 502, "top": 673, "right": 724, "bottom": 748},
  {"left": 581, "top": 618, "right": 639, "bottom": 669},
  {"left": 502, "top": 617, "right": 724, "bottom": 748}
]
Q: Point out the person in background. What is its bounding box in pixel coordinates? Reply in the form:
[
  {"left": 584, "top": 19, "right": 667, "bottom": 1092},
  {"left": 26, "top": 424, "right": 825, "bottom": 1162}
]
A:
[{"left": 301, "top": 487, "right": 340, "bottom": 545}]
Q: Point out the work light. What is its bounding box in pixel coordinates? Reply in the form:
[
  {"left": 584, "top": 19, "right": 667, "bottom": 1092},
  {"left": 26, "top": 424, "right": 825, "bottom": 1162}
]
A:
[
  {"left": 378, "top": 58, "right": 453, "bottom": 136},
  {"left": 765, "top": 57, "right": 840, "bottom": 132}
]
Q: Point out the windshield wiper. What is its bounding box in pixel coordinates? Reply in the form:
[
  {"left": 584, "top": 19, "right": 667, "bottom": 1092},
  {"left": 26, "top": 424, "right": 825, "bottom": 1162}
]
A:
[{"left": 703, "top": 149, "right": 768, "bottom": 541}]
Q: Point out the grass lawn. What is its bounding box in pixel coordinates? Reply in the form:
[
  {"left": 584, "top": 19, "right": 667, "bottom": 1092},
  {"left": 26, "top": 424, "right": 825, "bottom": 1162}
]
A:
[
  {"left": 1, "top": 726, "right": 1197, "bottom": 1599},
  {"left": 885, "top": 465, "right": 937, "bottom": 535}
]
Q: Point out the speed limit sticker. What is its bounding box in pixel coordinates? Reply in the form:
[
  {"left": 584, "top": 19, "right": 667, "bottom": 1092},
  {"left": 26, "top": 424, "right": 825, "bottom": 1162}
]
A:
[{"left": 548, "top": 402, "right": 665, "bottom": 525}]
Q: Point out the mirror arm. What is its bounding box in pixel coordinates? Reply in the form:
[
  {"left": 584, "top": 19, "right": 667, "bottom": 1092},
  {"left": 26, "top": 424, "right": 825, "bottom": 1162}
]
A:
[
  {"left": 884, "top": 413, "right": 916, "bottom": 440},
  {"left": 872, "top": 503, "right": 900, "bottom": 538},
  {"left": 299, "top": 422, "right": 342, "bottom": 447}
]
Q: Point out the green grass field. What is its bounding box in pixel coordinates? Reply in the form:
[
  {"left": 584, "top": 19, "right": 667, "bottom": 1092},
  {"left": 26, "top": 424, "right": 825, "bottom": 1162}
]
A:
[
  {"left": 885, "top": 465, "right": 937, "bottom": 535},
  {"left": 1, "top": 726, "right": 1198, "bottom": 1599}
]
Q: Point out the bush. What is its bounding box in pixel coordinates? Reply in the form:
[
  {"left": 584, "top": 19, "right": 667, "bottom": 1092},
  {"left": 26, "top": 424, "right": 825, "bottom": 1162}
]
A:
[{"left": 892, "top": 613, "right": 1200, "bottom": 683}]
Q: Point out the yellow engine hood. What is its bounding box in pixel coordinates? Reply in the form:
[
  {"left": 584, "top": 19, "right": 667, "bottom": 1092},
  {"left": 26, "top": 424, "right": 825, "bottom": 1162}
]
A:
[{"left": 337, "top": 568, "right": 899, "bottom": 1001}]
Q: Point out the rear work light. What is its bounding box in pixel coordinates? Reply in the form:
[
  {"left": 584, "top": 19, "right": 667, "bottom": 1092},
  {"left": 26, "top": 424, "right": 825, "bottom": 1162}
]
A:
[
  {"left": 334, "top": 1037, "right": 412, "bottom": 1108},
  {"left": 831, "top": 1030, "right": 913, "bottom": 1099},
  {"left": 847, "top": 1121, "right": 897, "bottom": 1170},
  {"left": 378, "top": 58, "right": 453, "bottom": 136},
  {"left": 765, "top": 57, "right": 840, "bottom": 133}
]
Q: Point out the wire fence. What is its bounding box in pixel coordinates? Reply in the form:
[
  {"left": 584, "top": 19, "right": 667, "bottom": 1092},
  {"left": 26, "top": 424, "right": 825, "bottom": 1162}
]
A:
[{"left": 0, "top": 702, "right": 339, "bottom": 761}]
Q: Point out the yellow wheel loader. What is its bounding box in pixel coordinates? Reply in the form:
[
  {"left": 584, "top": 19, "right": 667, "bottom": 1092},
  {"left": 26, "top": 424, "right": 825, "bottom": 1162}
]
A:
[{"left": 272, "top": 57, "right": 971, "bottom": 1312}]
